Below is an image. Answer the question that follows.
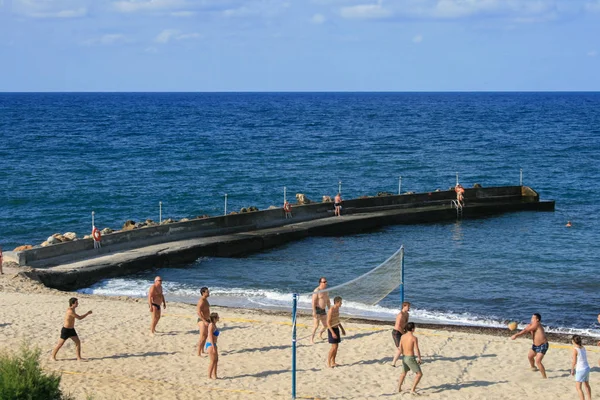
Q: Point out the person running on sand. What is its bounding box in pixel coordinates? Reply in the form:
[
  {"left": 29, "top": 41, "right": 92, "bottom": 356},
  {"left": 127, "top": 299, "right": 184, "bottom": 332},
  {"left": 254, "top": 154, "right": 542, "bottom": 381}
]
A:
[
  {"left": 148, "top": 276, "right": 166, "bottom": 336},
  {"left": 311, "top": 277, "right": 331, "bottom": 344},
  {"left": 334, "top": 193, "right": 342, "bottom": 217},
  {"left": 511, "top": 313, "right": 549, "bottom": 378},
  {"left": 397, "top": 322, "right": 423, "bottom": 395},
  {"left": 391, "top": 302, "right": 411, "bottom": 367},
  {"left": 206, "top": 312, "right": 220, "bottom": 379},
  {"left": 571, "top": 335, "right": 592, "bottom": 400},
  {"left": 197, "top": 287, "right": 211, "bottom": 356},
  {"left": 51, "top": 297, "right": 92, "bottom": 361},
  {"left": 327, "top": 296, "right": 345, "bottom": 368}
]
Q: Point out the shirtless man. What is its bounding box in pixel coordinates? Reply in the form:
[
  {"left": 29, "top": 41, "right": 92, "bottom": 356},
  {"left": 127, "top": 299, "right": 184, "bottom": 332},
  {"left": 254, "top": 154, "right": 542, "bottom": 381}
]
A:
[
  {"left": 511, "top": 313, "right": 549, "bottom": 378},
  {"left": 334, "top": 193, "right": 342, "bottom": 217},
  {"left": 311, "top": 277, "right": 331, "bottom": 344},
  {"left": 398, "top": 322, "right": 423, "bottom": 394},
  {"left": 197, "top": 287, "right": 211, "bottom": 356},
  {"left": 51, "top": 297, "right": 92, "bottom": 361},
  {"left": 327, "top": 296, "right": 345, "bottom": 368},
  {"left": 598, "top": 314, "right": 600, "bottom": 366},
  {"left": 391, "top": 302, "right": 411, "bottom": 367},
  {"left": 148, "top": 276, "right": 166, "bottom": 335},
  {"left": 455, "top": 184, "right": 465, "bottom": 207}
]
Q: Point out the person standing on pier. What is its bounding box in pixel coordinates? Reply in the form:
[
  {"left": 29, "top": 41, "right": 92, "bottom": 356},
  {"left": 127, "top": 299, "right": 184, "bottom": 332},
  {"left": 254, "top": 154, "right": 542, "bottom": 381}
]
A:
[
  {"left": 197, "top": 287, "right": 211, "bottom": 356},
  {"left": 334, "top": 193, "right": 342, "bottom": 217},
  {"left": 311, "top": 277, "right": 331, "bottom": 344},
  {"left": 148, "top": 276, "right": 166, "bottom": 336},
  {"left": 51, "top": 297, "right": 92, "bottom": 361}
]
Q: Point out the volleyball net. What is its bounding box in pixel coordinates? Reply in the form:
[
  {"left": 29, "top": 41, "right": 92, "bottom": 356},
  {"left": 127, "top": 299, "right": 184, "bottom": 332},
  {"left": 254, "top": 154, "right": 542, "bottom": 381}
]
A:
[{"left": 291, "top": 245, "right": 404, "bottom": 398}]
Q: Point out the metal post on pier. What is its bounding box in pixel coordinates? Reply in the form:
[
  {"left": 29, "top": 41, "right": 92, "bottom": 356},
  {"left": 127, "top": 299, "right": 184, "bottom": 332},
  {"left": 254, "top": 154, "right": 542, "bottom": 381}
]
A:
[
  {"left": 398, "top": 176, "right": 402, "bottom": 195},
  {"left": 91, "top": 211, "right": 95, "bottom": 230},
  {"left": 456, "top": 172, "right": 459, "bottom": 186},
  {"left": 284, "top": 186, "right": 287, "bottom": 203},
  {"left": 520, "top": 169, "right": 523, "bottom": 186},
  {"left": 338, "top": 181, "right": 342, "bottom": 195},
  {"left": 224, "top": 194, "right": 228, "bottom": 216},
  {"left": 159, "top": 201, "right": 162, "bottom": 224}
]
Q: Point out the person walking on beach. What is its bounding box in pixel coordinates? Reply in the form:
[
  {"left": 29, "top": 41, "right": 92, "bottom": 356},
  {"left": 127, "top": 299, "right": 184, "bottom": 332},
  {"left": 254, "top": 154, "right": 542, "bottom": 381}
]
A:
[
  {"left": 311, "top": 277, "right": 331, "bottom": 344},
  {"left": 397, "top": 322, "right": 423, "bottom": 395},
  {"left": 51, "top": 297, "right": 92, "bottom": 361},
  {"left": 571, "top": 335, "right": 592, "bottom": 400},
  {"left": 511, "top": 313, "right": 549, "bottom": 378},
  {"left": 597, "top": 313, "right": 600, "bottom": 366},
  {"left": 206, "top": 312, "right": 220, "bottom": 379},
  {"left": 148, "top": 276, "right": 166, "bottom": 336},
  {"left": 391, "top": 302, "right": 411, "bottom": 367},
  {"left": 327, "top": 296, "right": 345, "bottom": 368},
  {"left": 334, "top": 193, "right": 342, "bottom": 217},
  {"left": 197, "top": 287, "right": 211, "bottom": 356}
]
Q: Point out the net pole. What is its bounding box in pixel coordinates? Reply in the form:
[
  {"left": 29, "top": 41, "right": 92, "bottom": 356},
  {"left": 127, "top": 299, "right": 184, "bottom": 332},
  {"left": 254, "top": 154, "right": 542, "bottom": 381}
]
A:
[
  {"left": 292, "top": 293, "right": 298, "bottom": 399},
  {"left": 400, "top": 246, "right": 405, "bottom": 304}
]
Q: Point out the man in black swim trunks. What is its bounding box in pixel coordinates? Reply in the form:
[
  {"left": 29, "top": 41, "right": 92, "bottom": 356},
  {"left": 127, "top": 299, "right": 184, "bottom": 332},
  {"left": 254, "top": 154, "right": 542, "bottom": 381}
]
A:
[
  {"left": 392, "top": 302, "right": 410, "bottom": 367},
  {"left": 51, "top": 297, "right": 92, "bottom": 361},
  {"left": 311, "top": 277, "right": 331, "bottom": 344},
  {"left": 148, "top": 276, "right": 166, "bottom": 336}
]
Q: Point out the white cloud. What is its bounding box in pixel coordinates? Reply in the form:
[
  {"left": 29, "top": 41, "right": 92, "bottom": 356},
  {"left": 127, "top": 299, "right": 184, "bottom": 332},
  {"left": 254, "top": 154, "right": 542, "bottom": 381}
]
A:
[
  {"left": 155, "top": 29, "right": 181, "bottom": 43},
  {"left": 155, "top": 29, "right": 202, "bottom": 43},
  {"left": 171, "top": 10, "right": 195, "bottom": 17},
  {"left": 340, "top": 2, "right": 392, "bottom": 19},
  {"left": 13, "top": 0, "right": 87, "bottom": 18},
  {"left": 83, "top": 34, "right": 128, "bottom": 46},
  {"left": 145, "top": 46, "right": 159, "bottom": 53},
  {"left": 412, "top": 34, "right": 423, "bottom": 43},
  {"left": 311, "top": 13, "right": 326, "bottom": 24},
  {"left": 177, "top": 32, "right": 202, "bottom": 40},
  {"left": 588, "top": 50, "right": 598, "bottom": 57},
  {"left": 113, "top": 0, "right": 187, "bottom": 13},
  {"left": 585, "top": 0, "right": 600, "bottom": 12},
  {"left": 329, "top": 0, "right": 575, "bottom": 23}
]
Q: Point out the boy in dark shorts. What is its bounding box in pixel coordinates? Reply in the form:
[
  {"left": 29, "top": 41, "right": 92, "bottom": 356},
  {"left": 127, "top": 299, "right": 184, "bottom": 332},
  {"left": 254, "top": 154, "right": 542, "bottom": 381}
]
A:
[
  {"left": 51, "top": 297, "right": 92, "bottom": 361},
  {"left": 327, "top": 296, "right": 346, "bottom": 368}
]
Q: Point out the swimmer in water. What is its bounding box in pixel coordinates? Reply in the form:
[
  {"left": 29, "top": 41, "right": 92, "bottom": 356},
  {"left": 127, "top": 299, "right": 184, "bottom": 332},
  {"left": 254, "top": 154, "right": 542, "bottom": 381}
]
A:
[{"left": 566, "top": 221, "right": 572, "bottom": 227}]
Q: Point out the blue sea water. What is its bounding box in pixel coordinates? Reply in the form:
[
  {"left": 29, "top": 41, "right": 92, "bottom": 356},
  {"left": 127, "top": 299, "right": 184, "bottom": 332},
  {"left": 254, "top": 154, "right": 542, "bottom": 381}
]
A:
[{"left": 1, "top": 92, "right": 599, "bottom": 334}]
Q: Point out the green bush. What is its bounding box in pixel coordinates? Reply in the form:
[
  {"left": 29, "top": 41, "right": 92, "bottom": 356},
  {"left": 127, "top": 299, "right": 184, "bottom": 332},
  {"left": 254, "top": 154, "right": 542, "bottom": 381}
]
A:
[{"left": 0, "top": 343, "right": 73, "bottom": 400}]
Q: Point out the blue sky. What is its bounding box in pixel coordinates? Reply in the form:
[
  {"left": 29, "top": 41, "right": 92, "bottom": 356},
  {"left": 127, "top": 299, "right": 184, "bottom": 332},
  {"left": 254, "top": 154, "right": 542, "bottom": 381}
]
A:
[{"left": 0, "top": 0, "right": 599, "bottom": 91}]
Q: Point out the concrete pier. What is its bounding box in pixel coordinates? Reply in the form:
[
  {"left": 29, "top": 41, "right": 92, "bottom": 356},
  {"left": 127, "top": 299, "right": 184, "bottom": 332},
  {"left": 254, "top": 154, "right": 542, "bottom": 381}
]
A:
[{"left": 11, "top": 185, "right": 553, "bottom": 291}]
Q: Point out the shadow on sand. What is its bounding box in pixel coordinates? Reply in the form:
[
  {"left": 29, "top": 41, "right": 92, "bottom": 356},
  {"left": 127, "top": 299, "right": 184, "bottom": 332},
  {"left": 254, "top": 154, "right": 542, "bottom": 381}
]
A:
[{"left": 87, "top": 351, "right": 176, "bottom": 361}]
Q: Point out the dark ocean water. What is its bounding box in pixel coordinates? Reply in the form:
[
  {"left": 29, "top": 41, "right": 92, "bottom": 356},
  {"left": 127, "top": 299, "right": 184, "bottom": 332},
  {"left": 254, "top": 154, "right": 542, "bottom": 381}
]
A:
[{"left": 1, "top": 92, "right": 599, "bottom": 334}]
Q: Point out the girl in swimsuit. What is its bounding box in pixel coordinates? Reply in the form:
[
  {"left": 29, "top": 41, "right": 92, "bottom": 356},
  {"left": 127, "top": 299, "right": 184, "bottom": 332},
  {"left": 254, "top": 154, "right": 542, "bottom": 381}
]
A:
[{"left": 206, "top": 312, "right": 220, "bottom": 379}]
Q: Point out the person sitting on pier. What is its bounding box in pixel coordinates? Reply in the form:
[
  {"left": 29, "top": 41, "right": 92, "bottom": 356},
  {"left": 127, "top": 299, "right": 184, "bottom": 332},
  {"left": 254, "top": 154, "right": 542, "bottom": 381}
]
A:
[
  {"left": 455, "top": 184, "right": 465, "bottom": 207},
  {"left": 283, "top": 200, "right": 292, "bottom": 219},
  {"left": 334, "top": 193, "right": 342, "bottom": 217}
]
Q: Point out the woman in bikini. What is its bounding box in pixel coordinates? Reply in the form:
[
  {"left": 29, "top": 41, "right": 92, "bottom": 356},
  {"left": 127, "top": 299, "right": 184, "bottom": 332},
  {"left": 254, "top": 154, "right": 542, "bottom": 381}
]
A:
[{"left": 206, "top": 312, "right": 220, "bottom": 379}]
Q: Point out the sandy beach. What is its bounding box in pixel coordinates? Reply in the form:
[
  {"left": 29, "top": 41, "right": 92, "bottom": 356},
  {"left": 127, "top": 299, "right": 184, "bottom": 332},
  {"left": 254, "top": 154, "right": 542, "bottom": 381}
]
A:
[{"left": 1, "top": 268, "right": 598, "bottom": 400}]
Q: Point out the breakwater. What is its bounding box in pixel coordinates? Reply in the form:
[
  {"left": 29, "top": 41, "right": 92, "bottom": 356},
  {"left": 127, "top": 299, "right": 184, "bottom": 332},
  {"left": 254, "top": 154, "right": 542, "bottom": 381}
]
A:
[{"left": 11, "top": 185, "right": 553, "bottom": 291}]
